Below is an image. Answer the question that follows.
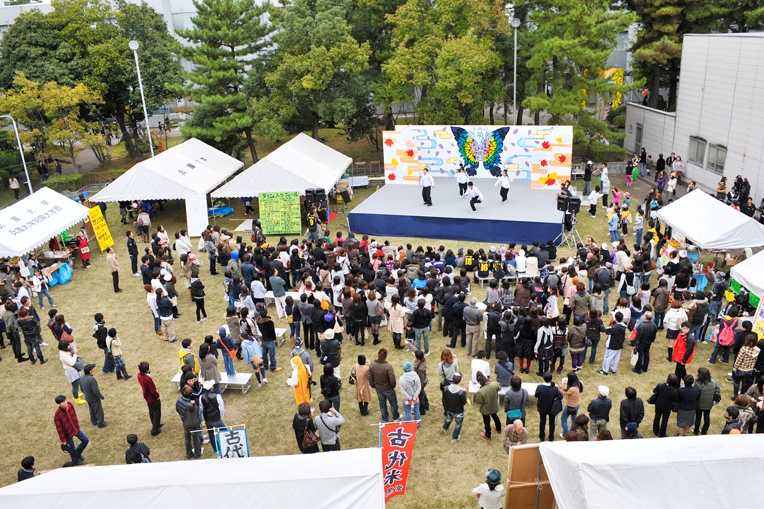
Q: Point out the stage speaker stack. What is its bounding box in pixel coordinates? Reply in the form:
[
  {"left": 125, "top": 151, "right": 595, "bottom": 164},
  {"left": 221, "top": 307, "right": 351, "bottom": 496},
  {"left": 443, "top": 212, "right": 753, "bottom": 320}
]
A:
[
  {"left": 305, "top": 189, "right": 317, "bottom": 208},
  {"left": 567, "top": 196, "right": 581, "bottom": 214},
  {"left": 557, "top": 196, "right": 568, "bottom": 212}
]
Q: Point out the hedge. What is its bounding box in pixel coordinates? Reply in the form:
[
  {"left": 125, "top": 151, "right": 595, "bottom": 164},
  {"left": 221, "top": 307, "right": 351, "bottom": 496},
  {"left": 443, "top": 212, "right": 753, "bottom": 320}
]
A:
[{"left": 44, "top": 169, "right": 128, "bottom": 192}]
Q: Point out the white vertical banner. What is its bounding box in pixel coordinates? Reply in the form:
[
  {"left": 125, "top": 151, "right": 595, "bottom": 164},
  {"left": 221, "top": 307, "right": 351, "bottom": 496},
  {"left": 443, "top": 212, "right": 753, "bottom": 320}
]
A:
[
  {"left": 218, "top": 428, "right": 250, "bottom": 458},
  {"left": 185, "top": 193, "right": 210, "bottom": 237}
]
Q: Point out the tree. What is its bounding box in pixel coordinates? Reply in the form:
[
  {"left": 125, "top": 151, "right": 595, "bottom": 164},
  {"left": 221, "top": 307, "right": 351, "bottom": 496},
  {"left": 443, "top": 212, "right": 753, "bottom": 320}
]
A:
[
  {"left": 0, "top": 73, "right": 50, "bottom": 160},
  {"left": 517, "top": 0, "right": 636, "bottom": 142},
  {"left": 172, "top": 0, "right": 273, "bottom": 162},
  {"left": 266, "top": 0, "right": 372, "bottom": 139},
  {"left": 626, "top": 0, "right": 719, "bottom": 111}
]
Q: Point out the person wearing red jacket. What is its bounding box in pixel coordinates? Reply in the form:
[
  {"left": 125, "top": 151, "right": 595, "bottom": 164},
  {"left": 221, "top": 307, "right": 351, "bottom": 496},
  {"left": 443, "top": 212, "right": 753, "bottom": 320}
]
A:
[
  {"left": 672, "top": 322, "right": 696, "bottom": 379},
  {"left": 54, "top": 395, "right": 89, "bottom": 465},
  {"left": 137, "top": 361, "right": 164, "bottom": 436}
]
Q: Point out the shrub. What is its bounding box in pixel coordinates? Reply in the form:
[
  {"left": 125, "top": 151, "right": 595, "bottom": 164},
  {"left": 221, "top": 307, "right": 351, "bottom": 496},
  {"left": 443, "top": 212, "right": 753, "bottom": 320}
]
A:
[
  {"left": 612, "top": 115, "right": 626, "bottom": 128},
  {"left": 43, "top": 173, "right": 84, "bottom": 191},
  {"left": 606, "top": 105, "right": 625, "bottom": 124},
  {"left": 588, "top": 142, "right": 627, "bottom": 162}
]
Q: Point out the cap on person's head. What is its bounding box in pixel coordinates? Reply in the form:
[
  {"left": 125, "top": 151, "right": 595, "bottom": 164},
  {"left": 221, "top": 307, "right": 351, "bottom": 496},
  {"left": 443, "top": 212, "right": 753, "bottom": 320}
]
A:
[
  {"left": 486, "top": 468, "right": 502, "bottom": 484},
  {"left": 324, "top": 312, "right": 335, "bottom": 323},
  {"left": 452, "top": 372, "right": 462, "bottom": 384},
  {"left": 294, "top": 338, "right": 303, "bottom": 348},
  {"left": 323, "top": 328, "right": 335, "bottom": 340},
  {"left": 203, "top": 380, "right": 216, "bottom": 390},
  {"left": 83, "top": 363, "right": 96, "bottom": 374},
  {"left": 625, "top": 422, "right": 638, "bottom": 432},
  {"left": 679, "top": 250, "right": 687, "bottom": 258},
  {"left": 598, "top": 386, "right": 609, "bottom": 398},
  {"left": 403, "top": 361, "right": 413, "bottom": 372},
  {"left": 489, "top": 246, "right": 496, "bottom": 253},
  {"left": 218, "top": 327, "right": 227, "bottom": 337}
]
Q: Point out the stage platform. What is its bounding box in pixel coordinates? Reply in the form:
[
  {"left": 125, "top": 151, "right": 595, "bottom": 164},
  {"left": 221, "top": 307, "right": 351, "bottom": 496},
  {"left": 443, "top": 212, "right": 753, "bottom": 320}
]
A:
[{"left": 348, "top": 178, "right": 564, "bottom": 244}]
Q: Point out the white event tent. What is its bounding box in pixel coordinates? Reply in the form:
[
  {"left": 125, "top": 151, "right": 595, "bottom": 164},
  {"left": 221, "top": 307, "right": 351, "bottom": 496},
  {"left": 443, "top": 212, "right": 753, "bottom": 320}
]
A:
[
  {"left": 89, "top": 138, "right": 244, "bottom": 235},
  {"left": 731, "top": 249, "right": 764, "bottom": 298},
  {"left": 0, "top": 187, "right": 89, "bottom": 257},
  {"left": 212, "top": 133, "right": 352, "bottom": 198},
  {"left": 655, "top": 190, "right": 764, "bottom": 249},
  {"left": 540, "top": 434, "right": 764, "bottom": 509},
  {"left": 0, "top": 448, "right": 385, "bottom": 509}
]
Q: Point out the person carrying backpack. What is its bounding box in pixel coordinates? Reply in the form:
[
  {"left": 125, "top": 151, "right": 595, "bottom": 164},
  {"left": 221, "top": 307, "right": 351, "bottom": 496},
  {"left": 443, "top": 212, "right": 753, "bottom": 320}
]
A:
[
  {"left": 709, "top": 308, "right": 739, "bottom": 365},
  {"left": 125, "top": 434, "right": 151, "bottom": 464}
]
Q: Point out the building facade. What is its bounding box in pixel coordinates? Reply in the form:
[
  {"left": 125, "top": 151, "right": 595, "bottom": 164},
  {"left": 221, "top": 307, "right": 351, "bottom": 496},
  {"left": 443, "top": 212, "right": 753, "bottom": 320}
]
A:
[{"left": 625, "top": 33, "right": 764, "bottom": 199}]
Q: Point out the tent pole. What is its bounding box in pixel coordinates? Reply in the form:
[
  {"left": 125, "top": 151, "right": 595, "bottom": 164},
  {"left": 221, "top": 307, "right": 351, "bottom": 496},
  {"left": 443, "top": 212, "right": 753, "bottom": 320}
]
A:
[{"left": 208, "top": 193, "right": 216, "bottom": 226}]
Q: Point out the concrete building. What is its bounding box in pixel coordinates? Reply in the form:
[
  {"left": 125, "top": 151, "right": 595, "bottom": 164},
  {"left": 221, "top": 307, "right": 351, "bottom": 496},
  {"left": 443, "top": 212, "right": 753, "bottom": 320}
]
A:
[{"left": 624, "top": 33, "right": 764, "bottom": 200}]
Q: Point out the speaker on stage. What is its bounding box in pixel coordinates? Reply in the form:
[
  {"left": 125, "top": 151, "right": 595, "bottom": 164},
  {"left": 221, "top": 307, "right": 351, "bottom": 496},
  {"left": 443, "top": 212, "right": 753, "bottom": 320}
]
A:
[
  {"left": 339, "top": 190, "right": 351, "bottom": 204},
  {"left": 567, "top": 196, "right": 581, "bottom": 214},
  {"left": 557, "top": 196, "right": 568, "bottom": 212},
  {"left": 313, "top": 188, "right": 327, "bottom": 203}
]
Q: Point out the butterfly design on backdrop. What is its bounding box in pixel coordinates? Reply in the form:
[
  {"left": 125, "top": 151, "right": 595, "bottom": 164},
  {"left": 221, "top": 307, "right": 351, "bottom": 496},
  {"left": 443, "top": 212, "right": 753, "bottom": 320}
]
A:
[{"left": 451, "top": 126, "right": 510, "bottom": 177}]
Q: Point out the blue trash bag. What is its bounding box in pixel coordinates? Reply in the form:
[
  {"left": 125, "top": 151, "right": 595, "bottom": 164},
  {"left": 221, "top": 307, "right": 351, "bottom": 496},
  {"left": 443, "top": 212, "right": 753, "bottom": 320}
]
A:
[
  {"left": 48, "top": 271, "right": 59, "bottom": 287},
  {"left": 57, "top": 263, "right": 73, "bottom": 284}
]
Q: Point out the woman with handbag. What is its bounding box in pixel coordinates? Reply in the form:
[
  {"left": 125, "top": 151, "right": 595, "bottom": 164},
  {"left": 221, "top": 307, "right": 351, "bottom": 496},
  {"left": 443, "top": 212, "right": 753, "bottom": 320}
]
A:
[
  {"left": 504, "top": 376, "right": 528, "bottom": 427},
  {"left": 651, "top": 373, "right": 679, "bottom": 437},
  {"left": 352, "top": 354, "right": 371, "bottom": 416},
  {"left": 58, "top": 340, "right": 84, "bottom": 404},
  {"left": 694, "top": 367, "right": 719, "bottom": 435},
  {"left": 292, "top": 402, "right": 319, "bottom": 454}
]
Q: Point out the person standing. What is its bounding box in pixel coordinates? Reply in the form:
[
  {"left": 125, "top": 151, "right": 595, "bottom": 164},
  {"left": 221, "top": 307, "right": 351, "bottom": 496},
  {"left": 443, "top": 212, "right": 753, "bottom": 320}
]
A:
[
  {"left": 456, "top": 165, "right": 468, "bottom": 197},
  {"left": 54, "top": 395, "right": 89, "bottom": 465},
  {"left": 464, "top": 297, "right": 482, "bottom": 357},
  {"left": 420, "top": 167, "right": 434, "bottom": 206},
  {"left": 306, "top": 207, "right": 321, "bottom": 244},
  {"left": 598, "top": 311, "right": 627, "bottom": 375},
  {"left": 125, "top": 434, "right": 151, "bottom": 464},
  {"left": 495, "top": 170, "right": 511, "bottom": 202},
  {"left": 200, "top": 380, "right": 226, "bottom": 454},
  {"left": 37, "top": 159, "right": 49, "bottom": 182},
  {"left": 587, "top": 386, "right": 612, "bottom": 438},
  {"left": 9, "top": 174, "right": 20, "bottom": 199},
  {"left": 467, "top": 181, "right": 483, "bottom": 213},
  {"left": 257, "top": 308, "right": 281, "bottom": 373},
  {"left": 368, "top": 348, "right": 400, "bottom": 422},
  {"left": 137, "top": 361, "right": 163, "bottom": 436},
  {"left": 105, "top": 247, "right": 122, "bottom": 293},
  {"left": 75, "top": 230, "right": 91, "bottom": 269},
  {"left": 411, "top": 298, "right": 432, "bottom": 356},
  {"left": 638, "top": 148, "right": 647, "bottom": 177},
  {"left": 54, "top": 158, "right": 62, "bottom": 175},
  {"left": 676, "top": 374, "right": 700, "bottom": 436},
  {"left": 106, "top": 328, "right": 131, "bottom": 381},
  {"left": 583, "top": 161, "right": 593, "bottom": 195},
  {"left": 619, "top": 386, "right": 644, "bottom": 437},
  {"left": 352, "top": 354, "right": 371, "bottom": 416},
  {"left": 472, "top": 469, "right": 505, "bottom": 509},
  {"left": 80, "top": 364, "right": 109, "bottom": 428},
  {"left": 399, "top": 361, "right": 422, "bottom": 426},
  {"left": 191, "top": 273, "right": 207, "bottom": 322},
  {"left": 475, "top": 373, "right": 502, "bottom": 441},
  {"left": 314, "top": 399, "right": 346, "bottom": 452},
  {"left": 176, "top": 385, "right": 202, "bottom": 459},
  {"left": 535, "top": 372, "right": 563, "bottom": 442},
  {"left": 269, "top": 268, "right": 287, "bottom": 319},
  {"left": 442, "top": 372, "right": 467, "bottom": 442},
  {"left": 632, "top": 311, "right": 657, "bottom": 374},
  {"left": 651, "top": 373, "right": 679, "bottom": 437},
  {"left": 17, "top": 456, "right": 37, "bottom": 481}
]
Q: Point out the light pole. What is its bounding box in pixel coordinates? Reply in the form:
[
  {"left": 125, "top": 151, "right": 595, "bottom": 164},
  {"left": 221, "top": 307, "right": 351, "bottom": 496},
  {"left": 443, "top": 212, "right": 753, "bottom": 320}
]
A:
[
  {"left": 128, "top": 40, "right": 154, "bottom": 157},
  {"left": 511, "top": 17, "right": 522, "bottom": 124},
  {"left": 0, "top": 114, "right": 33, "bottom": 195}
]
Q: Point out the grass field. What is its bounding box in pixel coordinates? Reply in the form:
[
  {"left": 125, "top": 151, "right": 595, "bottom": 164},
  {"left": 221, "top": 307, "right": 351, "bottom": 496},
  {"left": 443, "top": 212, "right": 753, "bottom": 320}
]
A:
[{"left": 0, "top": 168, "right": 735, "bottom": 507}]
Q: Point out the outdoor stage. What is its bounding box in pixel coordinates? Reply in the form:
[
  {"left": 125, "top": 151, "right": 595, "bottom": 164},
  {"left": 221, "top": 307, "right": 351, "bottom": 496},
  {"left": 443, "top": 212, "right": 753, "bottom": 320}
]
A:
[{"left": 348, "top": 178, "right": 564, "bottom": 244}]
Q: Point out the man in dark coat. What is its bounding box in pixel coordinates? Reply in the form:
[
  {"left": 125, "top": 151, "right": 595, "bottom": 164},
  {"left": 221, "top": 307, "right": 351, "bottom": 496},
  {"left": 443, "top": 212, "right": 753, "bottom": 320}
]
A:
[{"left": 80, "top": 364, "right": 109, "bottom": 428}]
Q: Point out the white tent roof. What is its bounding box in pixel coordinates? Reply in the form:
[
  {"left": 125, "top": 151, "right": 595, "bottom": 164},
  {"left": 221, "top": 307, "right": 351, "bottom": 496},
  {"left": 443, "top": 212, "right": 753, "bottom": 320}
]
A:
[
  {"left": 91, "top": 138, "right": 243, "bottom": 202},
  {"left": 731, "top": 249, "right": 764, "bottom": 297},
  {"left": 656, "top": 190, "right": 764, "bottom": 249},
  {"left": 540, "top": 435, "right": 764, "bottom": 509},
  {"left": 212, "top": 133, "right": 351, "bottom": 198},
  {"left": 0, "top": 448, "right": 384, "bottom": 509},
  {"left": 0, "top": 187, "right": 89, "bottom": 257}
]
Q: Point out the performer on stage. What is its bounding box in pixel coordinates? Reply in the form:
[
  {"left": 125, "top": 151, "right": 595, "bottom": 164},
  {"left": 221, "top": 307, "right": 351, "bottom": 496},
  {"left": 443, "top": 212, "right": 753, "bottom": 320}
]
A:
[
  {"left": 494, "top": 170, "right": 511, "bottom": 202},
  {"left": 457, "top": 165, "right": 468, "bottom": 198},
  {"left": 420, "top": 167, "right": 434, "bottom": 206},
  {"left": 467, "top": 181, "right": 483, "bottom": 213}
]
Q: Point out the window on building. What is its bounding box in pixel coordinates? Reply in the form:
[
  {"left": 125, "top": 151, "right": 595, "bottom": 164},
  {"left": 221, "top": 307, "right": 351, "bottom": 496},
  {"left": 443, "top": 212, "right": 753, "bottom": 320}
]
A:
[
  {"left": 707, "top": 145, "right": 727, "bottom": 174},
  {"left": 688, "top": 137, "right": 707, "bottom": 166}
]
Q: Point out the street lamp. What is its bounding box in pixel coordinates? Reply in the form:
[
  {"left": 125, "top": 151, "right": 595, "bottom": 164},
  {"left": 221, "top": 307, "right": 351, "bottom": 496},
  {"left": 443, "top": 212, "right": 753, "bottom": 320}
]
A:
[
  {"left": 128, "top": 40, "right": 154, "bottom": 157},
  {"left": 0, "top": 114, "right": 33, "bottom": 195},
  {"left": 510, "top": 16, "right": 522, "bottom": 124}
]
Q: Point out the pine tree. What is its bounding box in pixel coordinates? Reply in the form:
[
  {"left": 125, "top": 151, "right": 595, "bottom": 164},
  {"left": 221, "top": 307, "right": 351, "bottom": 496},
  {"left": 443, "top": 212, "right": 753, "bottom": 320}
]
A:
[{"left": 172, "top": 0, "right": 273, "bottom": 161}]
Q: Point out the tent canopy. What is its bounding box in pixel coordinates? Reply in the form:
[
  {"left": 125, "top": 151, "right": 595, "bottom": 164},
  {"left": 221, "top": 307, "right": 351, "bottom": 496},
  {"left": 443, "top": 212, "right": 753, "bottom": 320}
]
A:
[
  {"left": 656, "top": 190, "right": 764, "bottom": 249},
  {"left": 213, "top": 133, "right": 352, "bottom": 198},
  {"left": 731, "top": 249, "right": 764, "bottom": 297},
  {"left": 0, "top": 448, "right": 384, "bottom": 509},
  {"left": 0, "top": 187, "right": 90, "bottom": 257},
  {"left": 540, "top": 435, "right": 764, "bottom": 509},
  {"left": 90, "top": 138, "right": 244, "bottom": 202}
]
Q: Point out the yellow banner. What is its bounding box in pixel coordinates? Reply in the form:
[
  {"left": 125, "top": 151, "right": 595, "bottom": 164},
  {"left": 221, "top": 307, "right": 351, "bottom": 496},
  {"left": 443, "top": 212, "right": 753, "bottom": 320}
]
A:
[{"left": 89, "top": 205, "right": 114, "bottom": 251}]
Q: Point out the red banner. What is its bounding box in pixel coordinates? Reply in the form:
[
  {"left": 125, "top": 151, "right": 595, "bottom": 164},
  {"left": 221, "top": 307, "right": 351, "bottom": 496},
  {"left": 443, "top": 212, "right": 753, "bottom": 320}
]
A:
[{"left": 380, "top": 422, "right": 418, "bottom": 503}]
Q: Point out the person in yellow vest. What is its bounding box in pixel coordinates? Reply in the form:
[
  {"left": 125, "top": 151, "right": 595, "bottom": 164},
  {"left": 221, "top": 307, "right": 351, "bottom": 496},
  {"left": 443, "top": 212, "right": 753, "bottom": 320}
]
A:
[
  {"left": 178, "top": 338, "right": 199, "bottom": 375},
  {"left": 287, "top": 355, "right": 311, "bottom": 407}
]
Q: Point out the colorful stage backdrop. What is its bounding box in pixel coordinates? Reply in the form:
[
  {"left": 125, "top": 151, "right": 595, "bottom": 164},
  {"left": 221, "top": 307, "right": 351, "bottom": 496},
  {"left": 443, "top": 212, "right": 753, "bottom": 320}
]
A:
[{"left": 383, "top": 125, "right": 572, "bottom": 189}]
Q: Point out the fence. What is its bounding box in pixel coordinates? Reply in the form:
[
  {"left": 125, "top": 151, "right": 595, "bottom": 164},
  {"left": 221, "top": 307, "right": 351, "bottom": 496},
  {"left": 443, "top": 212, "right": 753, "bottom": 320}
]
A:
[{"left": 349, "top": 160, "right": 384, "bottom": 178}]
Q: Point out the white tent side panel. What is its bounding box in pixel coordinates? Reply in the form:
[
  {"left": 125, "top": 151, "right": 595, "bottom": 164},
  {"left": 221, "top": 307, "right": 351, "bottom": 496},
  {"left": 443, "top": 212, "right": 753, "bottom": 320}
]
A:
[
  {"left": 731, "top": 249, "right": 764, "bottom": 297},
  {"left": 287, "top": 132, "right": 353, "bottom": 172},
  {"left": 89, "top": 165, "right": 194, "bottom": 202},
  {"left": 212, "top": 159, "right": 320, "bottom": 198},
  {"left": 540, "top": 435, "right": 764, "bottom": 509},
  {"left": 0, "top": 448, "right": 385, "bottom": 509},
  {"left": 656, "top": 190, "right": 764, "bottom": 249},
  {"left": 0, "top": 187, "right": 90, "bottom": 257}
]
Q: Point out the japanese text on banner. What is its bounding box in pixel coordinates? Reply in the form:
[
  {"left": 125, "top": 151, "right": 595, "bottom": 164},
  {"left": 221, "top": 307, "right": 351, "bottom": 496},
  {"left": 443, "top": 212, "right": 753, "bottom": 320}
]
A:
[
  {"left": 217, "top": 428, "right": 249, "bottom": 458},
  {"left": 89, "top": 206, "right": 114, "bottom": 251},
  {"left": 259, "top": 192, "right": 301, "bottom": 235},
  {"left": 381, "top": 422, "right": 417, "bottom": 503}
]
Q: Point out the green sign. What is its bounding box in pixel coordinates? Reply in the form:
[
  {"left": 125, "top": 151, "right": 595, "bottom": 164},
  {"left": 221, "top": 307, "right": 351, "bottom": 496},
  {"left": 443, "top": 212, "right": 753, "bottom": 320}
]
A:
[{"left": 259, "top": 192, "right": 302, "bottom": 235}]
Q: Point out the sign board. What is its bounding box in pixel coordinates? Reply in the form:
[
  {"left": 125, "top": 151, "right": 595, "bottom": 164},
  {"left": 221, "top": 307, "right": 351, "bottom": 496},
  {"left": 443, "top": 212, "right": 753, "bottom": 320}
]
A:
[
  {"left": 185, "top": 193, "right": 210, "bottom": 237},
  {"left": 259, "top": 192, "right": 301, "bottom": 235},
  {"left": 217, "top": 428, "right": 249, "bottom": 458},
  {"left": 88, "top": 205, "right": 114, "bottom": 251},
  {"left": 380, "top": 422, "right": 417, "bottom": 503}
]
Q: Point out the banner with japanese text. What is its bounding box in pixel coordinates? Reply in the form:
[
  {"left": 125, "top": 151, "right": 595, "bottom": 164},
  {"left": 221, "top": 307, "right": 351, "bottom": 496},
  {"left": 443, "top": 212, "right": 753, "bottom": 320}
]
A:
[
  {"left": 217, "top": 428, "right": 249, "bottom": 458},
  {"left": 259, "top": 191, "right": 301, "bottom": 235},
  {"left": 89, "top": 205, "right": 114, "bottom": 251},
  {"left": 380, "top": 422, "right": 418, "bottom": 503}
]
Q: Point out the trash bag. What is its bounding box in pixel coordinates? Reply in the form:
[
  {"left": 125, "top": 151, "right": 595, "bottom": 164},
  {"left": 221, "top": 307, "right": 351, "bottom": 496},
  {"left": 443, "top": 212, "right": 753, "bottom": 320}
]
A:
[{"left": 57, "top": 263, "right": 73, "bottom": 284}]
